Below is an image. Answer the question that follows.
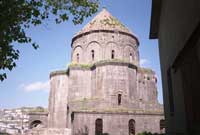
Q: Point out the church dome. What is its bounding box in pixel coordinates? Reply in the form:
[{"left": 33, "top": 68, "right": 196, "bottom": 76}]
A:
[
  {"left": 75, "top": 8, "right": 135, "bottom": 36},
  {"left": 71, "top": 8, "right": 140, "bottom": 65}
]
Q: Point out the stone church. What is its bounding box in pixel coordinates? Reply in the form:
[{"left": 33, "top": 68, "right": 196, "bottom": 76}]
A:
[{"left": 48, "top": 9, "right": 164, "bottom": 135}]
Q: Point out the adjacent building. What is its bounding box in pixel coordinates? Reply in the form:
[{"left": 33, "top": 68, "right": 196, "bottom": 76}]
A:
[
  {"left": 0, "top": 107, "right": 47, "bottom": 134},
  {"left": 149, "top": 0, "right": 200, "bottom": 134}
]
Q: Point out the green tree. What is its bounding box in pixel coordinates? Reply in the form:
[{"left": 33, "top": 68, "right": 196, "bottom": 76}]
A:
[{"left": 0, "top": 0, "right": 99, "bottom": 81}]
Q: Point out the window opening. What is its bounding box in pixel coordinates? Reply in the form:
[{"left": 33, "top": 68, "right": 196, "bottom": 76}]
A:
[
  {"left": 91, "top": 50, "right": 94, "bottom": 61},
  {"left": 129, "top": 119, "right": 135, "bottom": 135},
  {"left": 118, "top": 94, "right": 122, "bottom": 105},
  {"left": 111, "top": 50, "right": 115, "bottom": 59},
  {"left": 95, "top": 118, "right": 103, "bottom": 135},
  {"left": 77, "top": 53, "right": 79, "bottom": 63},
  {"left": 130, "top": 53, "right": 133, "bottom": 62}
]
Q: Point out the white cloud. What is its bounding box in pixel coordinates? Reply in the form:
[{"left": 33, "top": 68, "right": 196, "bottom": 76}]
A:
[
  {"left": 20, "top": 81, "right": 49, "bottom": 92},
  {"left": 140, "top": 58, "right": 150, "bottom": 67}
]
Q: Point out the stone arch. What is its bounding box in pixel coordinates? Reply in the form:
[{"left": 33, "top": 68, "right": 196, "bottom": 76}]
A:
[
  {"left": 105, "top": 42, "right": 121, "bottom": 60},
  {"left": 128, "top": 119, "right": 135, "bottom": 135},
  {"left": 95, "top": 118, "right": 103, "bottom": 135},
  {"left": 123, "top": 45, "right": 135, "bottom": 62},
  {"left": 73, "top": 46, "right": 83, "bottom": 63},
  {"left": 86, "top": 41, "right": 102, "bottom": 62},
  {"left": 30, "top": 120, "right": 44, "bottom": 129}
]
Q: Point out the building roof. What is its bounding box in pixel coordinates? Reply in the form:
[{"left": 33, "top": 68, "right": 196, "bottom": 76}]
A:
[
  {"left": 149, "top": 0, "right": 162, "bottom": 39},
  {"left": 75, "top": 8, "right": 134, "bottom": 36}
]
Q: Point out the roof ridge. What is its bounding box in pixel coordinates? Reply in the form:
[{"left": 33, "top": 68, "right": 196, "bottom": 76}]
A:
[{"left": 74, "top": 8, "right": 134, "bottom": 36}]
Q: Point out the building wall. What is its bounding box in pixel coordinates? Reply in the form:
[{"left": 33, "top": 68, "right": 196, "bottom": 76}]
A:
[
  {"left": 72, "top": 112, "right": 163, "bottom": 135},
  {"left": 48, "top": 73, "right": 69, "bottom": 128},
  {"left": 67, "top": 63, "right": 160, "bottom": 110},
  {"left": 137, "top": 69, "right": 158, "bottom": 103},
  {"left": 68, "top": 69, "right": 92, "bottom": 101},
  {"left": 67, "top": 64, "right": 136, "bottom": 111},
  {"left": 92, "top": 64, "right": 136, "bottom": 101},
  {"left": 71, "top": 32, "right": 139, "bottom": 65},
  {"left": 157, "top": 0, "right": 200, "bottom": 134},
  {"left": 63, "top": 62, "right": 163, "bottom": 134},
  {"left": 29, "top": 113, "right": 48, "bottom": 128}
]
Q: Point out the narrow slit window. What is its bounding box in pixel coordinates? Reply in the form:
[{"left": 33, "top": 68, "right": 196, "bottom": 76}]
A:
[
  {"left": 91, "top": 50, "right": 94, "bottom": 61},
  {"left": 77, "top": 53, "right": 79, "bottom": 63},
  {"left": 71, "top": 112, "right": 74, "bottom": 123},
  {"left": 118, "top": 94, "right": 121, "bottom": 105},
  {"left": 111, "top": 50, "right": 115, "bottom": 59},
  {"left": 130, "top": 53, "right": 133, "bottom": 62}
]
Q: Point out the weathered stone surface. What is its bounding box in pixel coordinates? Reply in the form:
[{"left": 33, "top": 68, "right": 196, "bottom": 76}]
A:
[
  {"left": 72, "top": 112, "right": 163, "bottom": 135},
  {"left": 71, "top": 31, "right": 139, "bottom": 65},
  {"left": 29, "top": 112, "right": 48, "bottom": 129},
  {"left": 48, "top": 74, "right": 69, "bottom": 128},
  {"left": 48, "top": 8, "right": 164, "bottom": 135},
  {"left": 75, "top": 8, "right": 134, "bottom": 37}
]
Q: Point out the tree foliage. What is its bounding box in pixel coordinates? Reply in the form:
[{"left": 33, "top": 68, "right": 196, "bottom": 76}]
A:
[{"left": 0, "top": 0, "right": 99, "bottom": 81}]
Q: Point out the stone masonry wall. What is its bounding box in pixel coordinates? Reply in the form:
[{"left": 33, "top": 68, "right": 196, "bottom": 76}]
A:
[
  {"left": 68, "top": 69, "right": 92, "bottom": 101},
  {"left": 48, "top": 73, "right": 68, "bottom": 128},
  {"left": 136, "top": 68, "right": 158, "bottom": 103},
  {"left": 68, "top": 63, "right": 139, "bottom": 111},
  {"left": 48, "top": 11, "right": 164, "bottom": 134},
  {"left": 72, "top": 112, "right": 164, "bottom": 135},
  {"left": 71, "top": 32, "right": 139, "bottom": 65}
]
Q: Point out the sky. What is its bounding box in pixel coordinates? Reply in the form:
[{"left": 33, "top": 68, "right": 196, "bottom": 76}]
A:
[{"left": 0, "top": 0, "right": 163, "bottom": 109}]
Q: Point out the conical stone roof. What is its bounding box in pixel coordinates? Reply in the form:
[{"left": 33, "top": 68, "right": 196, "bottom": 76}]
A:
[{"left": 75, "top": 8, "right": 134, "bottom": 36}]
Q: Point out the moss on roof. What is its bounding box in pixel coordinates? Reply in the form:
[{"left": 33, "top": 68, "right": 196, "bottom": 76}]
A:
[
  {"left": 50, "top": 69, "right": 68, "bottom": 78},
  {"left": 73, "top": 107, "right": 163, "bottom": 114},
  {"left": 28, "top": 107, "right": 48, "bottom": 113},
  {"left": 67, "top": 59, "right": 138, "bottom": 70},
  {"left": 75, "top": 8, "right": 134, "bottom": 36},
  {"left": 68, "top": 63, "right": 93, "bottom": 69},
  {"left": 138, "top": 67, "right": 155, "bottom": 74}
]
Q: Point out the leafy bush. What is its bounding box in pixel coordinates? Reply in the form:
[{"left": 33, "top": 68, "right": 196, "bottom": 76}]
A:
[
  {"left": 102, "top": 133, "right": 110, "bottom": 135},
  {"left": 0, "top": 133, "right": 11, "bottom": 135},
  {"left": 137, "top": 131, "right": 165, "bottom": 135}
]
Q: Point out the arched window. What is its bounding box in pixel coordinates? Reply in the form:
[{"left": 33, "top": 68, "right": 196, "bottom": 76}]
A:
[
  {"left": 111, "top": 50, "right": 115, "bottom": 59},
  {"left": 130, "top": 53, "right": 133, "bottom": 62},
  {"left": 95, "top": 118, "right": 103, "bottom": 135},
  {"left": 30, "top": 120, "right": 43, "bottom": 129},
  {"left": 76, "top": 53, "right": 79, "bottom": 63},
  {"left": 129, "top": 119, "right": 135, "bottom": 135},
  {"left": 91, "top": 50, "right": 95, "bottom": 61},
  {"left": 160, "top": 119, "right": 165, "bottom": 133},
  {"left": 118, "top": 94, "right": 122, "bottom": 105}
]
